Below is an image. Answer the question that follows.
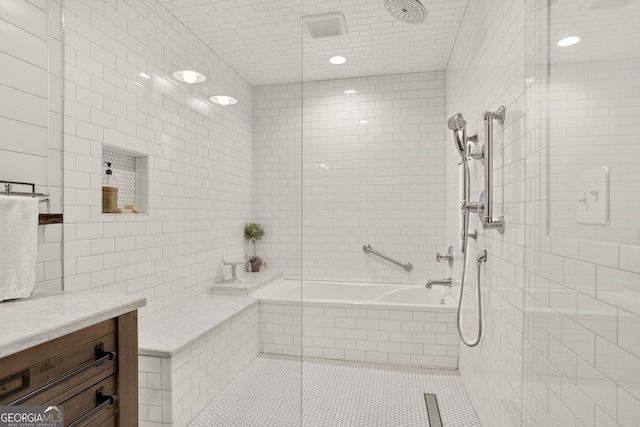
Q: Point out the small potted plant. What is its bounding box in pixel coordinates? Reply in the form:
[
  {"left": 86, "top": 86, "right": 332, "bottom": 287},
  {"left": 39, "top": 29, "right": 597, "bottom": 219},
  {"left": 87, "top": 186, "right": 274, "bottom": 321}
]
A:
[
  {"left": 245, "top": 255, "right": 266, "bottom": 272},
  {"left": 244, "top": 223, "right": 265, "bottom": 272}
]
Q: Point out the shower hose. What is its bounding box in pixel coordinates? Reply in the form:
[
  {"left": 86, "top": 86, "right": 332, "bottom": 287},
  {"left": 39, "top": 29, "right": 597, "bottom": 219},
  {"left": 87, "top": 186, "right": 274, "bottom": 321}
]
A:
[{"left": 457, "top": 160, "right": 485, "bottom": 347}]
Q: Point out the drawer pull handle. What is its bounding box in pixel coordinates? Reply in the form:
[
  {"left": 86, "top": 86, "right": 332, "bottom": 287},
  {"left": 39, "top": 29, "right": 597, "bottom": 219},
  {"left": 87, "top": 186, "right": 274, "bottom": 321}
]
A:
[
  {"left": 8, "top": 344, "right": 116, "bottom": 406},
  {"left": 68, "top": 387, "right": 117, "bottom": 427},
  {"left": 0, "top": 369, "right": 30, "bottom": 401}
]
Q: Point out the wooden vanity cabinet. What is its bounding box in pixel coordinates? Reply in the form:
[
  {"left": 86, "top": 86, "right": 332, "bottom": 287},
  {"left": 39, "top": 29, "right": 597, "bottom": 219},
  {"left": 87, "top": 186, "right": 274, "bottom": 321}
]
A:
[{"left": 0, "top": 311, "right": 138, "bottom": 426}]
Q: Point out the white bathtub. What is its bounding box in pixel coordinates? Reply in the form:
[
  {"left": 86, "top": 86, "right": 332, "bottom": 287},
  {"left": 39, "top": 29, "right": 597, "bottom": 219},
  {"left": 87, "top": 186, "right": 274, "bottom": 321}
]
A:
[
  {"left": 251, "top": 279, "right": 457, "bottom": 309},
  {"left": 252, "top": 279, "right": 460, "bottom": 369}
]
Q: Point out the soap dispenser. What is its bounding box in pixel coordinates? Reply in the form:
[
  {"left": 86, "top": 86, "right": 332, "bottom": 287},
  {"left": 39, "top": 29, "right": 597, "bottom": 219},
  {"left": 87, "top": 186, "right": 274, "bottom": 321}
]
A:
[{"left": 102, "top": 162, "right": 119, "bottom": 213}]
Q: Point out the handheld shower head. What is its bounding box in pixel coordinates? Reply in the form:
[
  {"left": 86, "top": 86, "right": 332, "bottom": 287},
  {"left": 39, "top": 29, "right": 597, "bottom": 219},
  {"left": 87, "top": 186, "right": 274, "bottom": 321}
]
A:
[
  {"left": 447, "top": 113, "right": 467, "bottom": 157},
  {"left": 447, "top": 113, "right": 465, "bottom": 131}
]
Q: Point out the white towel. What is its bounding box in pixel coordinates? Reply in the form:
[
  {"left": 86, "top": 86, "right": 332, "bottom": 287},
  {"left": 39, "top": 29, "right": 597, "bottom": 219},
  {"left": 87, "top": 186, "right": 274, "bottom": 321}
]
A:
[{"left": 0, "top": 195, "right": 39, "bottom": 301}]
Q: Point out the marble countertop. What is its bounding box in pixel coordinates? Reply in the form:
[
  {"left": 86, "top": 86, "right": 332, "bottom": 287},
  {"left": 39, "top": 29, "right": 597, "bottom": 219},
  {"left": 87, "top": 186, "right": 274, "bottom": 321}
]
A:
[
  {"left": 0, "top": 289, "right": 146, "bottom": 359},
  {"left": 209, "top": 269, "right": 282, "bottom": 296},
  {"left": 138, "top": 295, "right": 258, "bottom": 358}
]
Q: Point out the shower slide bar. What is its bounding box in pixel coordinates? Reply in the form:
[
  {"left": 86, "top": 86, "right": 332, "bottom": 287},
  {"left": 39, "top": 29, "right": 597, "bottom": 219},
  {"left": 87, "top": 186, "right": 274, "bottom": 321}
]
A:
[{"left": 362, "top": 244, "right": 413, "bottom": 272}]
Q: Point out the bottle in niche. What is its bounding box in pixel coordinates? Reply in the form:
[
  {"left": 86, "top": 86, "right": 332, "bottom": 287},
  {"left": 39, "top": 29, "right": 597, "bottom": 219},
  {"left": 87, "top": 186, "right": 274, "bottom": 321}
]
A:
[{"left": 102, "top": 162, "right": 119, "bottom": 213}]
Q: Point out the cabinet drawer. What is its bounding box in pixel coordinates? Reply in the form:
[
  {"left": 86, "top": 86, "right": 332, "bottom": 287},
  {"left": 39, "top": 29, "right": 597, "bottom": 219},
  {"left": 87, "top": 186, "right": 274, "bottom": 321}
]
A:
[
  {"left": 0, "top": 319, "right": 117, "bottom": 405},
  {"left": 62, "top": 374, "right": 117, "bottom": 427}
]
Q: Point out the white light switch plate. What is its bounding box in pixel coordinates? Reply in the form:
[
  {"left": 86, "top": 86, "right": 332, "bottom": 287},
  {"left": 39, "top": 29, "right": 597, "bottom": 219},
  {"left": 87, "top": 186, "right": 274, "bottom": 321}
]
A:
[{"left": 576, "top": 166, "right": 609, "bottom": 225}]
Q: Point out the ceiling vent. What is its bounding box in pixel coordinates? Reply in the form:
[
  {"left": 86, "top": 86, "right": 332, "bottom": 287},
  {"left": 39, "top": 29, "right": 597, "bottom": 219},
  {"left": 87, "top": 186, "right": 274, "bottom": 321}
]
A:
[{"left": 303, "top": 12, "right": 348, "bottom": 39}]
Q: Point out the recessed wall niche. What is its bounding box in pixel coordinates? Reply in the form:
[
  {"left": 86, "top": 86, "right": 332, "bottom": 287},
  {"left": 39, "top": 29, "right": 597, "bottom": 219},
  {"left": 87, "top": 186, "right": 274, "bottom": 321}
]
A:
[{"left": 101, "top": 146, "right": 148, "bottom": 215}]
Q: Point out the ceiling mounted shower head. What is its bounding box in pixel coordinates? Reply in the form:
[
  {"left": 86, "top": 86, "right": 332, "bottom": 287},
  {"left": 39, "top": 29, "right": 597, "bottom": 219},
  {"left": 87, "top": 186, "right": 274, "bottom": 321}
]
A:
[{"left": 384, "top": 0, "right": 428, "bottom": 24}]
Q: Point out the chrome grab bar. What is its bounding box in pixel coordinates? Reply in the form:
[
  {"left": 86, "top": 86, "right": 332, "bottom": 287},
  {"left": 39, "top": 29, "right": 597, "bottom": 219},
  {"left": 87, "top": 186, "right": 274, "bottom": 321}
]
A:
[
  {"left": 481, "top": 106, "right": 506, "bottom": 233},
  {"left": 362, "top": 244, "right": 413, "bottom": 272}
]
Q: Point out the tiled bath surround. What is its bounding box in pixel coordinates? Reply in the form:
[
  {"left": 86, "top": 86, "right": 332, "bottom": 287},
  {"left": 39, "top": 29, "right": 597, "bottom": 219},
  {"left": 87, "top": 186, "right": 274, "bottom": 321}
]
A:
[
  {"left": 252, "top": 73, "right": 447, "bottom": 284},
  {"left": 260, "top": 301, "right": 459, "bottom": 368},
  {"left": 447, "top": 0, "right": 640, "bottom": 425},
  {"left": 60, "top": 0, "right": 253, "bottom": 317},
  {"left": 138, "top": 299, "right": 259, "bottom": 427}
]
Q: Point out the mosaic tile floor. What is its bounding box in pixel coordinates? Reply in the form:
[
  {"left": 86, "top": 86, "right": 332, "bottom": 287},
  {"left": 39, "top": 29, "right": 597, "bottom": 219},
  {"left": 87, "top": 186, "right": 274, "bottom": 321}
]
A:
[{"left": 190, "top": 354, "right": 480, "bottom": 426}]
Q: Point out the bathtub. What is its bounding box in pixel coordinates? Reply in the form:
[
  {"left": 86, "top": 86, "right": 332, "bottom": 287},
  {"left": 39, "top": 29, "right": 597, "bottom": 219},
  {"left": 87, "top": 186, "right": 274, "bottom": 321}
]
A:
[
  {"left": 252, "top": 279, "right": 456, "bottom": 308},
  {"left": 251, "top": 279, "right": 460, "bottom": 369}
]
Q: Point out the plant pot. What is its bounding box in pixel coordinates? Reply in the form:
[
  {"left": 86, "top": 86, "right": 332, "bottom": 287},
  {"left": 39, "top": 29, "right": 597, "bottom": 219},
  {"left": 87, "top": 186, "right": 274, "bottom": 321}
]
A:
[{"left": 251, "top": 261, "right": 261, "bottom": 272}]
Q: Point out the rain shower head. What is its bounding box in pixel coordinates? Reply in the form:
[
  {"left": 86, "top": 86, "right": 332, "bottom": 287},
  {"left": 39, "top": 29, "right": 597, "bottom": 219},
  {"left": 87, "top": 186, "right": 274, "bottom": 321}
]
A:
[
  {"left": 384, "top": 0, "right": 428, "bottom": 24},
  {"left": 448, "top": 113, "right": 467, "bottom": 157}
]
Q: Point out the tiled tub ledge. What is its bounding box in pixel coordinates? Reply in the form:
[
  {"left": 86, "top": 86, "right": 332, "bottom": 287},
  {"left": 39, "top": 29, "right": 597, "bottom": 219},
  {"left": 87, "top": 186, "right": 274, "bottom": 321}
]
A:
[
  {"left": 138, "top": 295, "right": 260, "bottom": 427},
  {"left": 209, "top": 270, "right": 282, "bottom": 297}
]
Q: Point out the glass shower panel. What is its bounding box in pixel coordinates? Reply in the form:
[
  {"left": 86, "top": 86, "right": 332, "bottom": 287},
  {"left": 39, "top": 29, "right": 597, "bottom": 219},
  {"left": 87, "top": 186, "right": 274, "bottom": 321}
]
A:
[
  {"left": 546, "top": 0, "right": 640, "bottom": 245},
  {"left": 523, "top": 0, "right": 640, "bottom": 425},
  {"left": 300, "top": 1, "right": 454, "bottom": 425}
]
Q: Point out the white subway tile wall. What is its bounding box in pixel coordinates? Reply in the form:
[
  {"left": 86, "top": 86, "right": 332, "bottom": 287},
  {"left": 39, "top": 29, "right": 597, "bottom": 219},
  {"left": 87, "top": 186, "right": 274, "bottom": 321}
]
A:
[
  {"left": 0, "top": 0, "right": 63, "bottom": 291},
  {"left": 447, "top": 0, "right": 640, "bottom": 425},
  {"left": 446, "top": 1, "right": 527, "bottom": 425},
  {"left": 61, "top": 0, "right": 253, "bottom": 317},
  {"left": 548, "top": 59, "right": 640, "bottom": 245},
  {"left": 260, "top": 302, "right": 459, "bottom": 369},
  {"left": 253, "top": 73, "right": 447, "bottom": 284}
]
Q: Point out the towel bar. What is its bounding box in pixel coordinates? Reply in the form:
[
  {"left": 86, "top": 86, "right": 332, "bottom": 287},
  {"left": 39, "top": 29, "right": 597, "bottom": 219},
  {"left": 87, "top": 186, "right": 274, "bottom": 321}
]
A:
[{"left": 1, "top": 181, "right": 49, "bottom": 201}]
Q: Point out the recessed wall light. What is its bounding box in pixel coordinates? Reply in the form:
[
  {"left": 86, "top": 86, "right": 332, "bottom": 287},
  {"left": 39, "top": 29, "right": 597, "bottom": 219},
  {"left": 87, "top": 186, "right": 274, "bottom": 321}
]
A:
[
  {"left": 557, "top": 36, "right": 581, "bottom": 47},
  {"left": 357, "top": 119, "right": 368, "bottom": 124},
  {"left": 344, "top": 89, "right": 358, "bottom": 95},
  {"left": 172, "top": 70, "right": 207, "bottom": 84},
  {"left": 329, "top": 55, "right": 347, "bottom": 65},
  {"left": 139, "top": 72, "right": 152, "bottom": 79},
  {"left": 209, "top": 95, "right": 238, "bottom": 106}
]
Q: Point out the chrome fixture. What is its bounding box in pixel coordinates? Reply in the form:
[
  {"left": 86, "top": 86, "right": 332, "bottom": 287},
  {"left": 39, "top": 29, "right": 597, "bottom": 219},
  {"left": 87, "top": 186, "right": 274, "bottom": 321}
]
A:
[
  {"left": 436, "top": 246, "right": 454, "bottom": 267},
  {"left": 447, "top": 112, "right": 478, "bottom": 253},
  {"left": 447, "top": 113, "right": 489, "bottom": 348},
  {"left": 447, "top": 113, "right": 478, "bottom": 158},
  {"left": 461, "top": 229, "right": 478, "bottom": 241},
  {"left": 425, "top": 278, "right": 452, "bottom": 289},
  {"left": 455, "top": 250, "right": 487, "bottom": 347},
  {"left": 362, "top": 244, "right": 413, "bottom": 272},
  {"left": 221, "top": 259, "right": 244, "bottom": 281},
  {"left": 481, "top": 106, "right": 506, "bottom": 233},
  {"left": 2, "top": 181, "right": 49, "bottom": 202},
  {"left": 384, "top": 0, "right": 428, "bottom": 24}
]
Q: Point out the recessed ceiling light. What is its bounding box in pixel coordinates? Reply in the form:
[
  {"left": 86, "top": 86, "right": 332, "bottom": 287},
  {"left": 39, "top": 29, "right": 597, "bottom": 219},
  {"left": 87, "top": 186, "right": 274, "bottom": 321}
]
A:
[
  {"left": 209, "top": 95, "right": 238, "bottom": 106},
  {"left": 344, "top": 89, "right": 358, "bottom": 95},
  {"left": 172, "top": 70, "right": 207, "bottom": 84},
  {"left": 329, "top": 55, "right": 347, "bottom": 65},
  {"left": 139, "top": 72, "right": 152, "bottom": 79},
  {"left": 557, "top": 36, "right": 581, "bottom": 47}
]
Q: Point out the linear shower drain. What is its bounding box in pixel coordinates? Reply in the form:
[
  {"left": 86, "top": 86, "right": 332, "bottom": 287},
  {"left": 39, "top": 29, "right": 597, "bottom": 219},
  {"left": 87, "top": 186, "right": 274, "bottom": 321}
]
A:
[{"left": 424, "top": 393, "right": 444, "bottom": 427}]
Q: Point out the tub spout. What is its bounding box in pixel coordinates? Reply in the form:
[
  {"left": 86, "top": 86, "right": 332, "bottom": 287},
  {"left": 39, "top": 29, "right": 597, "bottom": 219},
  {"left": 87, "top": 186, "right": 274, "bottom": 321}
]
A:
[{"left": 426, "top": 278, "right": 453, "bottom": 289}]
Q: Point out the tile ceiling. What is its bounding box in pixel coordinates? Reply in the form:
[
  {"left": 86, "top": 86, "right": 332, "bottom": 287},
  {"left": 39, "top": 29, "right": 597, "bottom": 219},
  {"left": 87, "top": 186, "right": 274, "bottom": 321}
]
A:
[{"left": 159, "top": 0, "right": 469, "bottom": 86}]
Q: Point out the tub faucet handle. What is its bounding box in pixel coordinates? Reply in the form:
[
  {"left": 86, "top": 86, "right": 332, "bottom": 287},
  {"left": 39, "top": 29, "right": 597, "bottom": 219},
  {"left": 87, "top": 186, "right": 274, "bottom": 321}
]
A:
[{"left": 436, "top": 246, "right": 454, "bottom": 267}]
